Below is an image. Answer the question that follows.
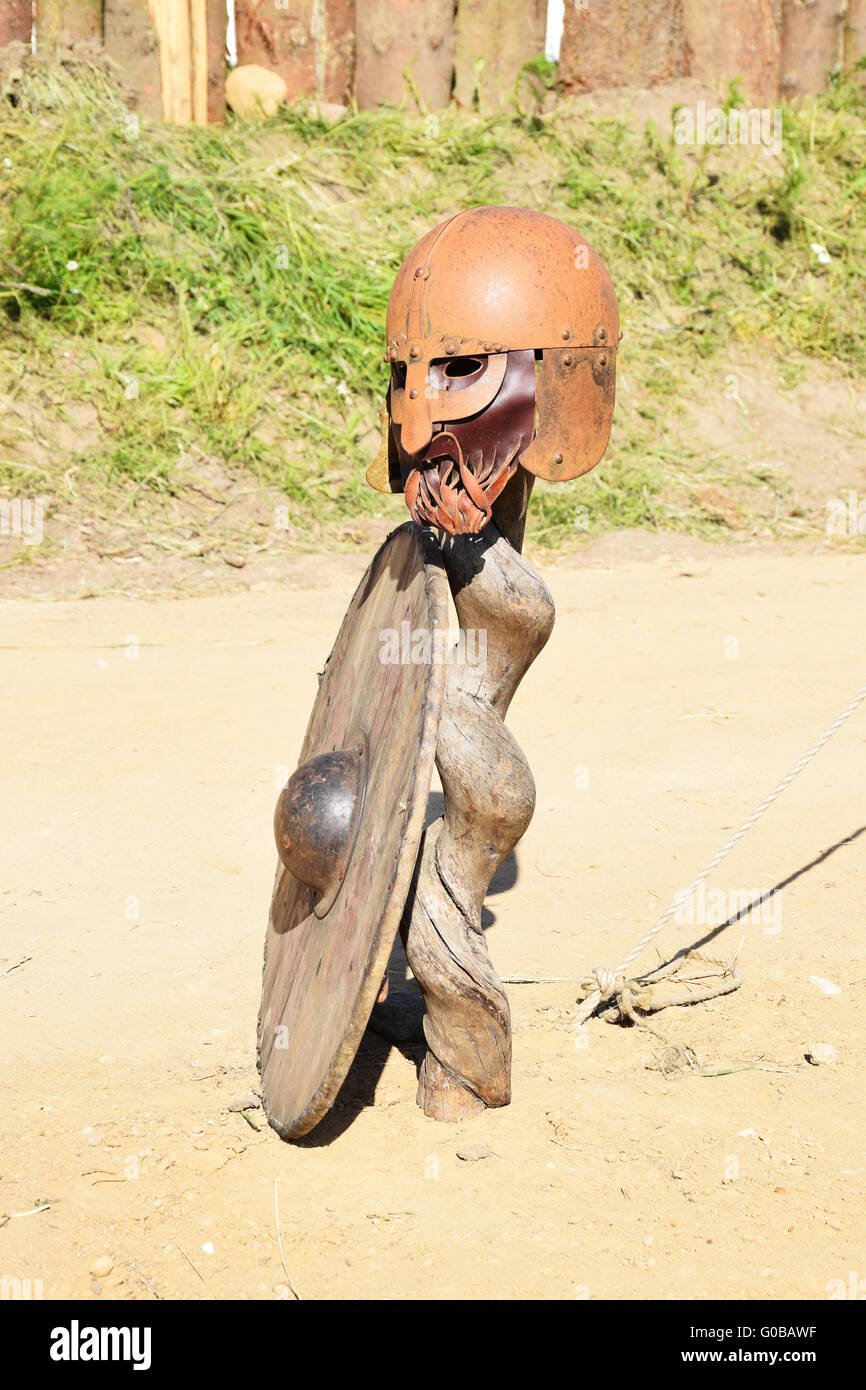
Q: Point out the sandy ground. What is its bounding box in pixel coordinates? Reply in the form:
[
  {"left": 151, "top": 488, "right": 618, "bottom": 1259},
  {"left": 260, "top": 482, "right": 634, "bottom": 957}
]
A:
[{"left": 1, "top": 540, "right": 864, "bottom": 1301}]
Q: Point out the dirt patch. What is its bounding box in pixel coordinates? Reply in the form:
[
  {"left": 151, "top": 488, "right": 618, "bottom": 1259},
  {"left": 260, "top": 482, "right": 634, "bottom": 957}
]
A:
[{"left": 677, "top": 352, "right": 866, "bottom": 533}]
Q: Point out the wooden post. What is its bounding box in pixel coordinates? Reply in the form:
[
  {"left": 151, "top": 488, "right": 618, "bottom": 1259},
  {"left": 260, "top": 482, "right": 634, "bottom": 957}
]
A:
[
  {"left": 234, "top": 0, "right": 354, "bottom": 106},
  {"left": 401, "top": 474, "right": 555, "bottom": 1119},
  {"left": 150, "top": 1, "right": 172, "bottom": 120},
  {"left": 682, "top": 0, "right": 782, "bottom": 106},
  {"left": 781, "top": 0, "right": 845, "bottom": 99},
  {"left": 190, "top": 0, "right": 207, "bottom": 124},
  {"left": 103, "top": 1, "right": 163, "bottom": 121},
  {"left": 165, "top": 0, "right": 192, "bottom": 123},
  {"left": 206, "top": 0, "right": 227, "bottom": 122},
  {"left": 36, "top": 0, "right": 102, "bottom": 54},
  {"left": 0, "top": 1, "right": 32, "bottom": 50},
  {"left": 147, "top": 0, "right": 224, "bottom": 125},
  {"left": 559, "top": 0, "right": 683, "bottom": 97},
  {"left": 845, "top": 0, "right": 866, "bottom": 74},
  {"left": 354, "top": 0, "right": 454, "bottom": 110},
  {"left": 454, "top": 0, "right": 547, "bottom": 111}
]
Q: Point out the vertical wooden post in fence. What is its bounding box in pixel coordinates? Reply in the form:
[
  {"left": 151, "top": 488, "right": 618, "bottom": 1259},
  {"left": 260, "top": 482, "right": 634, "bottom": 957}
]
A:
[
  {"left": 234, "top": 0, "right": 315, "bottom": 100},
  {"left": 781, "top": 0, "right": 845, "bottom": 99},
  {"left": 103, "top": 2, "right": 162, "bottom": 120},
  {"left": 355, "top": 0, "right": 454, "bottom": 110},
  {"left": 233, "top": 0, "right": 353, "bottom": 106},
  {"left": 0, "top": 1, "right": 32, "bottom": 50},
  {"left": 845, "top": 0, "right": 866, "bottom": 73},
  {"left": 151, "top": 1, "right": 171, "bottom": 117},
  {"left": 559, "top": 0, "right": 683, "bottom": 98},
  {"left": 190, "top": 0, "right": 208, "bottom": 124},
  {"left": 681, "top": 0, "right": 781, "bottom": 106},
  {"left": 165, "top": 0, "right": 192, "bottom": 123},
  {"left": 36, "top": 1, "right": 103, "bottom": 54},
  {"left": 146, "top": 0, "right": 226, "bottom": 124},
  {"left": 206, "top": 0, "right": 227, "bottom": 122},
  {"left": 454, "top": 0, "right": 547, "bottom": 110}
]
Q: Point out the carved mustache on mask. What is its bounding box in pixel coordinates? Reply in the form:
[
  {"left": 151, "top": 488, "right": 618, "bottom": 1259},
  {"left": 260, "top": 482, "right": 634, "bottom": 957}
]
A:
[{"left": 403, "top": 434, "right": 519, "bottom": 535}]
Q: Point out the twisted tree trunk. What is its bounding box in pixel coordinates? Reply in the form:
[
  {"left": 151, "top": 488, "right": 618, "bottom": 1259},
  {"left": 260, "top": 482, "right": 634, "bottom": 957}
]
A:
[{"left": 402, "top": 477, "right": 554, "bottom": 1119}]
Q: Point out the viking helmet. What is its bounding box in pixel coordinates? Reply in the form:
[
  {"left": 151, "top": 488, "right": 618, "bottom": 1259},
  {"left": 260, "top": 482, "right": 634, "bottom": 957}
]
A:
[{"left": 367, "top": 205, "right": 619, "bottom": 535}]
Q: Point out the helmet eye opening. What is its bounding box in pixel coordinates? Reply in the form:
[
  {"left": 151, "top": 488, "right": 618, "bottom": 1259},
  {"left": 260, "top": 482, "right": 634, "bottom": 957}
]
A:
[
  {"left": 391, "top": 361, "right": 407, "bottom": 389},
  {"left": 441, "top": 355, "right": 485, "bottom": 380},
  {"left": 426, "top": 355, "right": 488, "bottom": 395}
]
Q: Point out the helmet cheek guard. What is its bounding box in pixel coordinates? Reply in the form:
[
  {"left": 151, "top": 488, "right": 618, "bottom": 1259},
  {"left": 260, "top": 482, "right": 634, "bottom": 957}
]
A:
[
  {"left": 367, "top": 399, "right": 402, "bottom": 495},
  {"left": 521, "top": 343, "right": 617, "bottom": 483}
]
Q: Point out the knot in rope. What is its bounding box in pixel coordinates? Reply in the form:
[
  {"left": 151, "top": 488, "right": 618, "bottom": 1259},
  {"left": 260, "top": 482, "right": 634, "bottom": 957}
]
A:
[{"left": 592, "top": 966, "right": 622, "bottom": 1001}]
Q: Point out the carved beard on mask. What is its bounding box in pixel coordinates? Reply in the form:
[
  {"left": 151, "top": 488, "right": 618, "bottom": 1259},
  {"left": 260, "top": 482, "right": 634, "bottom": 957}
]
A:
[{"left": 393, "top": 349, "right": 537, "bottom": 536}]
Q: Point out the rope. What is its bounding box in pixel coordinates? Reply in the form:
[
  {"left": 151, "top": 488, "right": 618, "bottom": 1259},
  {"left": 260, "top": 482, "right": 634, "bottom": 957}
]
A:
[{"left": 575, "top": 680, "right": 866, "bottom": 1028}]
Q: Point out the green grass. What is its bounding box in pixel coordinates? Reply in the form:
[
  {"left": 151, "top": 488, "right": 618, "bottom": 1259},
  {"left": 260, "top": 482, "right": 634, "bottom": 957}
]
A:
[{"left": 1, "top": 56, "right": 864, "bottom": 551}]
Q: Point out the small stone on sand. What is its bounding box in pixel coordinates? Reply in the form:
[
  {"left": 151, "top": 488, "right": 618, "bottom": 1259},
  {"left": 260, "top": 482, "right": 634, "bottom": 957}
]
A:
[{"left": 456, "top": 1145, "right": 493, "bottom": 1163}]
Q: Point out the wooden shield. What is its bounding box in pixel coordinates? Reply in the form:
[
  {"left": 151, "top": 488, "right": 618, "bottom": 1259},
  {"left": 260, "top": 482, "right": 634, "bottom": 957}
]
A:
[{"left": 258, "top": 524, "right": 448, "bottom": 1139}]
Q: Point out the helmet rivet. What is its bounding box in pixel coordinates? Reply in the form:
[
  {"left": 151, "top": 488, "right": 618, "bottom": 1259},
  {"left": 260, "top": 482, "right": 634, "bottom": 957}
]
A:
[
  {"left": 445, "top": 342, "right": 456, "bottom": 354},
  {"left": 409, "top": 346, "right": 419, "bottom": 359},
  {"left": 561, "top": 329, "right": 570, "bottom": 340},
  {"left": 598, "top": 327, "right": 607, "bottom": 341},
  {"left": 483, "top": 342, "right": 491, "bottom": 352},
  {"left": 553, "top": 452, "right": 564, "bottom": 465},
  {"left": 409, "top": 388, "right": 419, "bottom": 399},
  {"left": 414, "top": 267, "right": 424, "bottom": 278},
  {"left": 563, "top": 354, "right": 573, "bottom": 366},
  {"left": 599, "top": 353, "right": 608, "bottom": 366}
]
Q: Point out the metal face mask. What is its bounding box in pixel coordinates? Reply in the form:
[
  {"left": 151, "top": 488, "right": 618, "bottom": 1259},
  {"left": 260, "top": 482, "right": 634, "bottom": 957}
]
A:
[
  {"left": 392, "top": 349, "right": 536, "bottom": 534},
  {"left": 367, "top": 205, "right": 620, "bottom": 535}
]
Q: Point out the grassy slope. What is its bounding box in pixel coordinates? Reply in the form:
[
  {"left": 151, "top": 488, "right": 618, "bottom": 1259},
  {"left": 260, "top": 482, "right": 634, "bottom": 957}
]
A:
[{"left": 1, "top": 59, "right": 865, "bottom": 558}]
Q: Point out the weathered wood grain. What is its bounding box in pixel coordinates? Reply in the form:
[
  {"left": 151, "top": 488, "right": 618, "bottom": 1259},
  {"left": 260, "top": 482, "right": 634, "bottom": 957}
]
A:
[
  {"left": 36, "top": 0, "right": 102, "bottom": 53},
  {"left": 354, "top": 0, "right": 454, "bottom": 110},
  {"left": 0, "top": 1, "right": 32, "bottom": 49},
  {"left": 259, "top": 524, "right": 448, "bottom": 1139},
  {"left": 402, "top": 473, "right": 555, "bottom": 1119}
]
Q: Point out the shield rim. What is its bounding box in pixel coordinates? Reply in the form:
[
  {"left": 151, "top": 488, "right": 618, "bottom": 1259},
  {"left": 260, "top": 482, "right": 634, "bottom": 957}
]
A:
[{"left": 257, "top": 522, "right": 448, "bottom": 1140}]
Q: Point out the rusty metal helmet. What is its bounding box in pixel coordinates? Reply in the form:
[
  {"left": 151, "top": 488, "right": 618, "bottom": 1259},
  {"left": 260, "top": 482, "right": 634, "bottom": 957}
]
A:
[{"left": 367, "top": 205, "right": 619, "bottom": 534}]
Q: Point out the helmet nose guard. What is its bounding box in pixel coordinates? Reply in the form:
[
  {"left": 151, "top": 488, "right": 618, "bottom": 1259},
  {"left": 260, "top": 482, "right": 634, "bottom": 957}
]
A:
[{"left": 396, "top": 362, "right": 434, "bottom": 455}]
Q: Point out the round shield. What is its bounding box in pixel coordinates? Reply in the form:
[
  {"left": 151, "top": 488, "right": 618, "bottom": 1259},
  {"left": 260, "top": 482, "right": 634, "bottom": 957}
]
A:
[{"left": 258, "top": 523, "right": 448, "bottom": 1139}]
